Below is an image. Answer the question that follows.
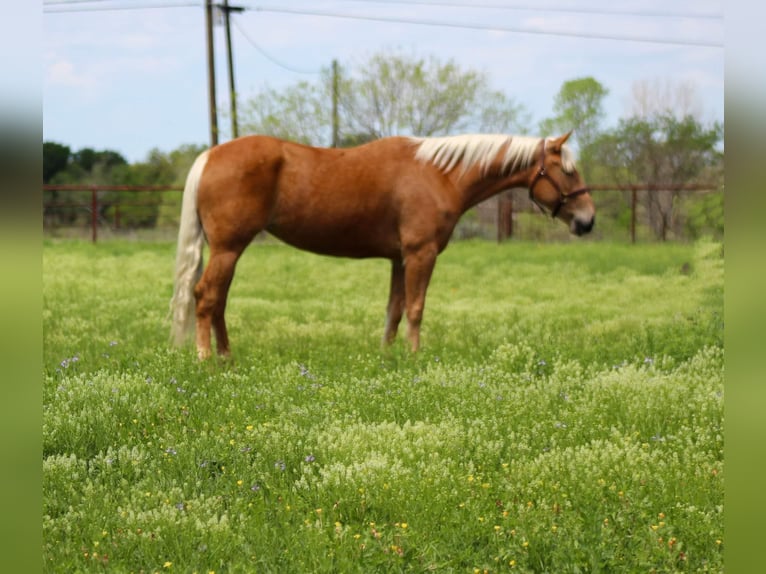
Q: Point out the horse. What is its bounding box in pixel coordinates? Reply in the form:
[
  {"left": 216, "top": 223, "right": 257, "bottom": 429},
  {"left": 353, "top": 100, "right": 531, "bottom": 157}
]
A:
[{"left": 169, "top": 132, "right": 595, "bottom": 359}]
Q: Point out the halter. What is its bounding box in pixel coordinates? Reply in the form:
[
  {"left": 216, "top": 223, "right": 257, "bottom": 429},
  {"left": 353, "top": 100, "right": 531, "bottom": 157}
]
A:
[{"left": 528, "top": 141, "right": 590, "bottom": 218}]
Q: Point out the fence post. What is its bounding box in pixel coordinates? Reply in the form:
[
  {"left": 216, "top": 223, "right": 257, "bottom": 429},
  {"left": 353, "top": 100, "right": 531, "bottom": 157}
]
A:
[
  {"left": 91, "top": 186, "right": 98, "bottom": 243},
  {"left": 630, "top": 188, "right": 637, "bottom": 244},
  {"left": 496, "top": 195, "right": 513, "bottom": 242}
]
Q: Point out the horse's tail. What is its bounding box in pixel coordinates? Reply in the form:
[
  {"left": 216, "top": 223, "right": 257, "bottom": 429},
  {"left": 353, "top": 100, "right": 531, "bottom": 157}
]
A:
[{"left": 169, "top": 149, "right": 209, "bottom": 346}]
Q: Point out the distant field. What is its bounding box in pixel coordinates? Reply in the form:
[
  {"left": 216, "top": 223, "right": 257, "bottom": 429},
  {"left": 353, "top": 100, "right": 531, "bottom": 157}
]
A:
[{"left": 43, "top": 239, "right": 723, "bottom": 572}]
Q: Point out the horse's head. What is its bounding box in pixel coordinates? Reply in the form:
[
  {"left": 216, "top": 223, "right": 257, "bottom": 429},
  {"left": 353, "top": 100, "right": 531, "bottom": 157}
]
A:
[{"left": 528, "top": 132, "right": 595, "bottom": 236}]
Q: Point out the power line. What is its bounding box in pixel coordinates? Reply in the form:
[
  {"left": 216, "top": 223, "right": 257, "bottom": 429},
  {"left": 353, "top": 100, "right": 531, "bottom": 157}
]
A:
[
  {"left": 44, "top": 0, "right": 113, "bottom": 4},
  {"left": 335, "top": 0, "right": 724, "bottom": 21},
  {"left": 232, "top": 18, "right": 322, "bottom": 75},
  {"left": 43, "top": 0, "right": 724, "bottom": 20},
  {"left": 44, "top": 1, "right": 199, "bottom": 12},
  {"left": 42, "top": 0, "right": 723, "bottom": 48},
  {"left": 250, "top": 5, "right": 723, "bottom": 48}
]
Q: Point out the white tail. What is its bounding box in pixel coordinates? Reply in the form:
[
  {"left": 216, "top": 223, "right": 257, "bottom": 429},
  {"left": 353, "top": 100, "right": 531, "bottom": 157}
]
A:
[{"left": 169, "top": 150, "right": 209, "bottom": 346}]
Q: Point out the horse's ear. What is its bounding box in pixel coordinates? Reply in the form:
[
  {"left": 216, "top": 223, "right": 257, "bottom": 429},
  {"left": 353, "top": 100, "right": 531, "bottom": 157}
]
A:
[{"left": 549, "top": 131, "right": 573, "bottom": 152}]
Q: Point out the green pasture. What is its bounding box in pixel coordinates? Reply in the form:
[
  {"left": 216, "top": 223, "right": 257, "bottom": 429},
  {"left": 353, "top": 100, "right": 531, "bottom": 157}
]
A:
[{"left": 43, "top": 238, "right": 723, "bottom": 573}]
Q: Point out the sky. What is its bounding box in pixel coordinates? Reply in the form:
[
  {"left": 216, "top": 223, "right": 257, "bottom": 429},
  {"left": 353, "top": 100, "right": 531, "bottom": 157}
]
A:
[{"left": 42, "top": 0, "right": 725, "bottom": 163}]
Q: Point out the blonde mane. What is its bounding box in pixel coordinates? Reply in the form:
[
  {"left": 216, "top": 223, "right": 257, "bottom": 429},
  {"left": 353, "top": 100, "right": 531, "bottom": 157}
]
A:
[{"left": 411, "top": 134, "right": 577, "bottom": 175}]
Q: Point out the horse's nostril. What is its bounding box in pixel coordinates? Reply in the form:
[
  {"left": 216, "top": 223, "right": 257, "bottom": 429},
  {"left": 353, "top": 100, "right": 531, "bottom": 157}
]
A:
[{"left": 575, "top": 216, "right": 595, "bottom": 235}]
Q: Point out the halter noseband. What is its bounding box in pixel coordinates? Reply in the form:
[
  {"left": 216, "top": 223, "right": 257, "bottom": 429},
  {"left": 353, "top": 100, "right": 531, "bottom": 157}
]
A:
[{"left": 528, "top": 141, "right": 589, "bottom": 218}]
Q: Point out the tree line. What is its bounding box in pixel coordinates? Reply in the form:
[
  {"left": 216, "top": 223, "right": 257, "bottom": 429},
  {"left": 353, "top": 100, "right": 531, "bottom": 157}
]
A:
[
  {"left": 44, "top": 50, "right": 723, "bottom": 240},
  {"left": 43, "top": 143, "right": 206, "bottom": 228}
]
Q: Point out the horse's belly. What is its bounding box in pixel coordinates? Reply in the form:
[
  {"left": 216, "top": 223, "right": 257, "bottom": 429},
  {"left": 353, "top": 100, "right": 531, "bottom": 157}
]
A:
[{"left": 266, "top": 216, "right": 401, "bottom": 259}]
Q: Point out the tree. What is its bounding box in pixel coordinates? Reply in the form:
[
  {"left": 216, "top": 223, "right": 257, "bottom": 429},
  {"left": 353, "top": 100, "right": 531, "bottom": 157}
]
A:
[
  {"left": 629, "top": 78, "right": 703, "bottom": 120},
  {"left": 43, "top": 142, "right": 71, "bottom": 183},
  {"left": 539, "top": 77, "right": 608, "bottom": 178},
  {"left": 238, "top": 50, "right": 530, "bottom": 146},
  {"left": 42, "top": 142, "right": 205, "bottom": 229},
  {"left": 107, "top": 144, "right": 207, "bottom": 228},
  {"left": 594, "top": 113, "right": 723, "bottom": 240},
  {"left": 43, "top": 143, "right": 128, "bottom": 225},
  {"left": 474, "top": 90, "right": 532, "bottom": 135},
  {"left": 239, "top": 81, "right": 329, "bottom": 145},
  {"left": 336, "top": 51, "right": 529, "bottom": 138},
  {"left": 75, "top": 148, "right": 126, "bottom": 172}
]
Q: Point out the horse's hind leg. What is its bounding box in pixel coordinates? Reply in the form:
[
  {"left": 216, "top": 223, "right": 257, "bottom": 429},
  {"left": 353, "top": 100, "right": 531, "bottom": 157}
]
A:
[
  {"left": 382, "top": 258, "right": 405, "bottom": 345},
  {"left": 194, "top": 247, "right": 242, "bottom": 359}
]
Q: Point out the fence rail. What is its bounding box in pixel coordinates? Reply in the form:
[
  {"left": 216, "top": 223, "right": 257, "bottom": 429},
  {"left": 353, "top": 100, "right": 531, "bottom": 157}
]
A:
[
  {"left": 43, "top": 183, "right": 722, "bottom": 243},
  {"left": 44, "top": 184, "right": 183, "bottom": 242}
]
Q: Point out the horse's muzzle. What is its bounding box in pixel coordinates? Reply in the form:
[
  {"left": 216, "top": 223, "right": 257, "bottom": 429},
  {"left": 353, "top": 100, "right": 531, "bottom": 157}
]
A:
[{"left": 572, "top": 216, "right": 595, "bottom": 236}]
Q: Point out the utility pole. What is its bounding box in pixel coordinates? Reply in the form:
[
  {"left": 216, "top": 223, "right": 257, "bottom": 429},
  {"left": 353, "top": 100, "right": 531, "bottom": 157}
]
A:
[
  {"left": 222, "top": 0, "right": 244, "bottom": 139},
  {"left": 205, "top": 0, "right": 218, "bottom": 146},
  {"left": 332, "top": 59, "right": 339, "bottom": 147}
]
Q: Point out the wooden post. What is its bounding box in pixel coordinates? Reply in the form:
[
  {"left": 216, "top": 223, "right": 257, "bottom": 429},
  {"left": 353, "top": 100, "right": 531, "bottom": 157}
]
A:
[
  {"left": 223, "top": 0, "right": 243, "bottom": 139},
  {"left": 496, "top": 195, "right": 513, "bottom": 242},
  {"left": 332, "top": 59, "right": 339, "bottom": 147},
  {"left": 91, "top": 186, "right": 98, "bottom": 243},
  {"left": 205, "top": 0, "right": 218, "bottom": 146},
  {"left": 630, "top": 188, "right": 637, "bottom": 244}
]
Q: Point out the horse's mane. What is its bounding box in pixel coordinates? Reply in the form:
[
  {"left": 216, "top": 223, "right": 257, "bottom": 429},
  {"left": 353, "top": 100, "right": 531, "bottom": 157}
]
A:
[{"left": 410, "top": 134, "right": 576, "bottom": 175}]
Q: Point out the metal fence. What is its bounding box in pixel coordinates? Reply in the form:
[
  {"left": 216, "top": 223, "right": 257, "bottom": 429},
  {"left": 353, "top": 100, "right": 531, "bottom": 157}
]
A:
[
  {"left": 43, "top": 183, "right": 722, "bottom": 243},
  {"left": 43, "top": 185, "right": 183, "bottom": 242},
  {"left": 473, "top": 183, "right": 722, "bottom": 243}
]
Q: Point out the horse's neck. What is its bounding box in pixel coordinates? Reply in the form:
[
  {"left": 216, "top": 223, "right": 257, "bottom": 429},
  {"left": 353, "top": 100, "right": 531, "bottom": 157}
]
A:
[{"left": 456, "top": 164, "right": 532, "bottom": 211}]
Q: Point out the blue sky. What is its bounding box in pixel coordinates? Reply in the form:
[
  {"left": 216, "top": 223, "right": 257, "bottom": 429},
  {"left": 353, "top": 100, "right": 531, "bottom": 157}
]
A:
[{"left": 42, "top": 0, "right": 724, "bottom": 162}]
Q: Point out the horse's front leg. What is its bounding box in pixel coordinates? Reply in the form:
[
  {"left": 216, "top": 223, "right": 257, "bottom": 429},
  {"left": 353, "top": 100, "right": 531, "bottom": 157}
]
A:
[
  {"left": 382, "top": 258, "right": 405, "bottom": 346},
  {"left": 403, "top": 244, "right": 438, "bottom": 352}
]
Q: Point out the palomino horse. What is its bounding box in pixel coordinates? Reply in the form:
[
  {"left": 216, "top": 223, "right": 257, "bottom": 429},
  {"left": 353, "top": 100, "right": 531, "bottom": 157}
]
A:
[{"left": 170, "top": 132, "right": 594, "bottom": 359}]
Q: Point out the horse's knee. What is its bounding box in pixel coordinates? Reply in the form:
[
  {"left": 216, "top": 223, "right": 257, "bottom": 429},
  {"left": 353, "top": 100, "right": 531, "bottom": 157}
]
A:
[{"left": 406, "top": 301, "right": 424, "bottom": 324}]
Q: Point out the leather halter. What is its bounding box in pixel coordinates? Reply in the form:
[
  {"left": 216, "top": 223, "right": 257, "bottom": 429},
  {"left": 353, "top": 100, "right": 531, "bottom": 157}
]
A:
[{"left": 528, "top": 141, "right": 590, "bottom": 218}]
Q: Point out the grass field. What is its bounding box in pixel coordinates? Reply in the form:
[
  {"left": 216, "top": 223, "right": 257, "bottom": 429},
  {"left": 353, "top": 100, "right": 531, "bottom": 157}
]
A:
[{"left": 43, "top": 238, "right": 723, "bottom": 573}]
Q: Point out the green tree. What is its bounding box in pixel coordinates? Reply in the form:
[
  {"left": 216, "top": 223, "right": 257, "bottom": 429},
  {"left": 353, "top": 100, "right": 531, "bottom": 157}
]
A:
[
  {"left": 594, "top": 113, "right": 723, "bottom": 240},
  {"left": 540, "top": 77, "right": 608, "bottom": 178},
  {"left": 71, "top": 148, "right": 127, "bottom": 173},
  {"left": 42, "top": 142, "right": 205, "bottom": 229},
  {"left": 337, "top": 51, "right": 529, "bottom": 138},
  {"left": 43, "top": 144, "right": 128, "bottom": 225},
  {"left": 106, "top": 144, "right": 206, "bottom": 228},
  {"left": 239, "top": 50, "right": 530, "bottom": 146},
  {"left": 43, "top": 142, "right": 71, "bottom": 184},
  {"left": 240, "top": 81, "right": 329, "bottom": 145}
]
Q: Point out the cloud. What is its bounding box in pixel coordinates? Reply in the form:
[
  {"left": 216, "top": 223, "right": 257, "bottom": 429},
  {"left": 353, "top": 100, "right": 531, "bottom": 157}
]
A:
[{"left": 45, "top": 58, "right": 97, "bottom": 90}]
